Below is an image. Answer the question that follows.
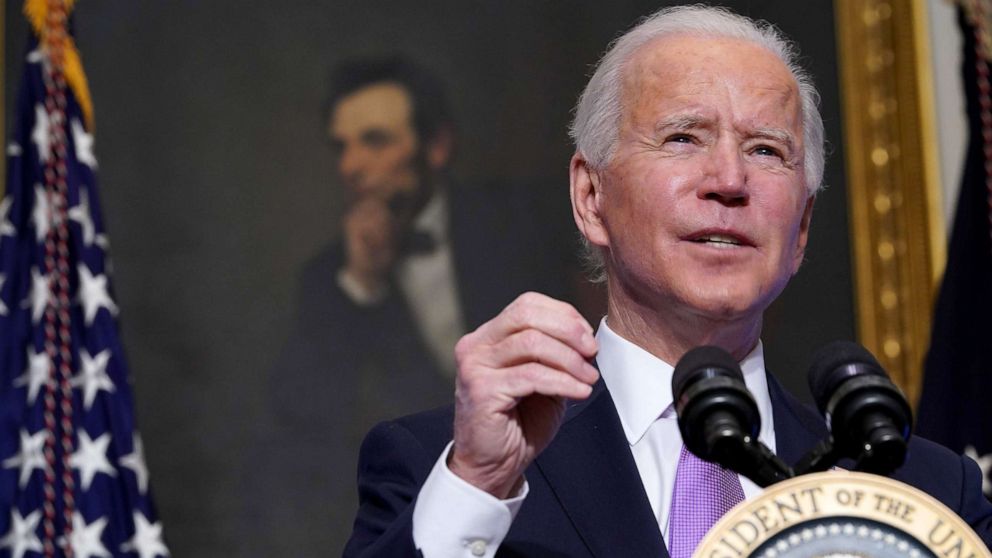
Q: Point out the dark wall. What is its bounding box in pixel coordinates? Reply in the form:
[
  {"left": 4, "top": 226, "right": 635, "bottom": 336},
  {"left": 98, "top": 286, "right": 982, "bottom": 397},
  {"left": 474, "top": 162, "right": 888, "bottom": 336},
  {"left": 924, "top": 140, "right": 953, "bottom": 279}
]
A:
[{"left": 4, "top": 1, "right": 853, "bottom": 556}]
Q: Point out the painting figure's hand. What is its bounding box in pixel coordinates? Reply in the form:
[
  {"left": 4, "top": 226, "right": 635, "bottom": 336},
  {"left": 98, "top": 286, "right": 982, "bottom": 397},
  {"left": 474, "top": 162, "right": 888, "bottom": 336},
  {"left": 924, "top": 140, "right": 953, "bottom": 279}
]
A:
[{"left": 341, "top": 196, "right": 398, "bottom": 295}]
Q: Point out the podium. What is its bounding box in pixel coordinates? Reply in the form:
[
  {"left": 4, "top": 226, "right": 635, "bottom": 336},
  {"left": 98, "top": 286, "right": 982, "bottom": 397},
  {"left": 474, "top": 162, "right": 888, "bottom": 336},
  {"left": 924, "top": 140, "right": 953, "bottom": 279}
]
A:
[{"left": 696, "top": 471, "right": 990, "bottom": 557}]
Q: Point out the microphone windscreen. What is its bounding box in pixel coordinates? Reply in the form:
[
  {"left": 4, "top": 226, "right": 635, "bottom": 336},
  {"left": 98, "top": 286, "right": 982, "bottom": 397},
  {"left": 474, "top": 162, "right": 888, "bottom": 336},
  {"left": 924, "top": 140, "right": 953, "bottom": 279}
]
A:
[
  {"left": 672, "top": 345, "right": 742, "bottom": 401},
  {"left": 807, "top": 340, "right": 884, "bottom": 413}
]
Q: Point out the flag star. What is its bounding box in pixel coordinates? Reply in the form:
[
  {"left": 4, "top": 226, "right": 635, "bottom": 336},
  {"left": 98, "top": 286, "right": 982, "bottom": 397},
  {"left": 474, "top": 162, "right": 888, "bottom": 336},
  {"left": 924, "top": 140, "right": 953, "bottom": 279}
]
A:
[
  {"left": 69, "top": 187, "right": 97, "bottom": 247},
  {"left": 2, "top": 429, "right": 50, "bottom": 488},
  {"left": 7, "top": 143, "right": 23, "bottom": 156},
  {"left": 70, "top": 431, "right": 116, "bottom": 491},
  {"left": 22, "top": 267, "right": 50, "bottom": 323},
  {"left": 77, "top": 264, "right": 118, "bottom": 325},
  {"left": 120, "top": 434, "right": 150, "bottom": 494},
  {"left": 964, "top": 445, "right": 992, "bottom": 496},
  {"left": 13, "top": 348, "right": 50, "bottom": 404},
  {"left": 26, "top": 48, "right": 44, "bottom": 64},
  {"left": 120, "top": 512, "right": 169, "bottom": 558},
  {"left": 0, "top": 275, "right": 8, "bottom": 316},
  {"left": 0, "top": 197, "right": 15, "bottom": 238},
  {"left": 96, "top": 235, "right": 114, "bottom": 274},
  {"left": 61, "top": 513, "right": 111, "bottom": 558},
  {"left": 31, "top": 105, "right": 51, "bottom": 162},
  {"left": 71, "top": 119, "right": 98, "bottom": 169},
  {"left": 31, "top": 184, "right": 50, "bottom": 242},
  {"left": 0, "top": 509, "right": 43, "bottom": 558},
  {"left": 71, "top": 349, "right": 115, "bottom": 410}
]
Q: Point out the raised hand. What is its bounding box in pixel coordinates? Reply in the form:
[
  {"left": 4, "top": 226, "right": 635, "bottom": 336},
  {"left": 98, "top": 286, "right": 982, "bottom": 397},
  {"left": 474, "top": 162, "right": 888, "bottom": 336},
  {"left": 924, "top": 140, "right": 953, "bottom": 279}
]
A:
[
  {"left": 341, "top": 196, "right": 399, "bottom": 295},
  {"left": 448, "top": 292, "right": 600, "bottom": 498}
]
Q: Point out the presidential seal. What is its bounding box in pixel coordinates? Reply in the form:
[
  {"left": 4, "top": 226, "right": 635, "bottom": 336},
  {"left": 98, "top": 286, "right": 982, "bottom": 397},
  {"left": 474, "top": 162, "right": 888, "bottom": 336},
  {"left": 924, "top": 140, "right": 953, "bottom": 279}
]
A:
[{"left": 694, "top": 471, "right": 990, "bottom": 557}]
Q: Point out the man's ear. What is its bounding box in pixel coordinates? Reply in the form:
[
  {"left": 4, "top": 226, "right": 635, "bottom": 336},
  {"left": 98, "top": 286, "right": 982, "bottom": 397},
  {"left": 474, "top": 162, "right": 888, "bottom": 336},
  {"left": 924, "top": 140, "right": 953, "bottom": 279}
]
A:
[
  {"left": 426, "top": 124, "right": 454, "bottom": 171},
  {"left": 570, "top": 153, "right": 609, "bottom": 248},
  {"left": 792, "top": 195, "right": 815, "bottom": 273}
]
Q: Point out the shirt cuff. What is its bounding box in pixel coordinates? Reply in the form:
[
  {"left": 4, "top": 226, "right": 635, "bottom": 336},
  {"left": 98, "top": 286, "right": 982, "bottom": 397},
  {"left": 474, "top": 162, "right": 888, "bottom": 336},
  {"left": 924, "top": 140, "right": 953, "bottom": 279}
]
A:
[
  {"left": 412, "top": 442, "right": 529, "bottom": 558},
  {"left": 336, "top": 268, "right": 389, "bottom": 305}
]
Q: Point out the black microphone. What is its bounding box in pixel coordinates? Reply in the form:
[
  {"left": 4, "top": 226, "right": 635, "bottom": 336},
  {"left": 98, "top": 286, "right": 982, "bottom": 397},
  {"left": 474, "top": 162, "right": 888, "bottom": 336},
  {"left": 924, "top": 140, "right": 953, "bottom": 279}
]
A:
[
  {"left": 673, "top": 346, "right": 793, "bottom": 487},
  {"left": 806, "top": 341, "right": 912, "bottom": 475}
]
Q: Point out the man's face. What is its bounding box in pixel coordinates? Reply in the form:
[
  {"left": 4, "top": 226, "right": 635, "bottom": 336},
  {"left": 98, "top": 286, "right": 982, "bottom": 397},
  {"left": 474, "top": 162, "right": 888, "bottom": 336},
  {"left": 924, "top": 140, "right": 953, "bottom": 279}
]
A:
[
  {"left": 584, "top": 35, "right": 814, "bottom": 324},
  {"left": 329, "top": 82, "right": 422, "bottom": 201}
]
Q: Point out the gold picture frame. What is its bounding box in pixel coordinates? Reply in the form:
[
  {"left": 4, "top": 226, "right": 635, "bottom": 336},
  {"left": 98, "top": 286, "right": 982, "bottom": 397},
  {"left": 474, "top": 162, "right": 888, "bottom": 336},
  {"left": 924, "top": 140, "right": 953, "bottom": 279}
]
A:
[{"left": 834, "top": 0, "right": 946, "bottom": 406}]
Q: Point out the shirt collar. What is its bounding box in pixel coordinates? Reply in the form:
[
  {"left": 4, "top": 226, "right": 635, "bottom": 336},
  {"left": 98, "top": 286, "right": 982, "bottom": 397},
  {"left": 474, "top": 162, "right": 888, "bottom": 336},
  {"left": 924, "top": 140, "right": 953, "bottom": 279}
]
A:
[
  {"left": 411, "top": 190, "right": 448, "bottom": 243},
  {"left": 596, "top": 318, "right": 772, "bottom": 448}
]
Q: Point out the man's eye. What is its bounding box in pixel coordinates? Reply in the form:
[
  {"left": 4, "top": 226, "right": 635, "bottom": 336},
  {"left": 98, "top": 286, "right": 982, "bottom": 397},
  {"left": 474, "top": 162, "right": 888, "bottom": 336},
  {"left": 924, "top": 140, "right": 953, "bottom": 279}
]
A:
[
  {"left": 362, "top": 131, "right": 393, "bottom": 149},
  {"left": 753, "top": 145, "right": 782, "bottom": 158},
  {"left": 667, "top": 134, "right": 694, "bottom": 144}
]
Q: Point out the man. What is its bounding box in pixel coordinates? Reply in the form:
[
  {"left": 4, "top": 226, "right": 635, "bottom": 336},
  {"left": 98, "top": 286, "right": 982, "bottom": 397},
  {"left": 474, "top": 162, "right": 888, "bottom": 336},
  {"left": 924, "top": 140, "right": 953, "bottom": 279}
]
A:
[
  {"left": 343, "top": 6, "right": 992, "bottom": 558},
  {"left": 260, "top": 57, "right": 579, "bottom": 554}
]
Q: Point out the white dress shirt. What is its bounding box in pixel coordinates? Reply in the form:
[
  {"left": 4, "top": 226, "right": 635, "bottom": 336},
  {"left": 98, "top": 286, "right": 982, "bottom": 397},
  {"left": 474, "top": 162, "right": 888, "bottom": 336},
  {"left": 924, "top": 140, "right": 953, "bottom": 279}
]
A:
[
  {"left": 395, "top": 194, "right": 465, "bottom": 376},
  {"left": 412, "top": 318, "right": 778, "bottom": 557},
  {"left": 595, "top": 319, "right": 776, "bottom": 536}
]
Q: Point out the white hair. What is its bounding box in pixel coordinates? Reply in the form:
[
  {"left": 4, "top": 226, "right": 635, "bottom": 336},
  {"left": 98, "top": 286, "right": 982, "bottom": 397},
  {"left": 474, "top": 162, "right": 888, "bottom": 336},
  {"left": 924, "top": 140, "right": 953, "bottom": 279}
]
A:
[{"left": 569, "top": 5, "right": 825, "bottom": 282}]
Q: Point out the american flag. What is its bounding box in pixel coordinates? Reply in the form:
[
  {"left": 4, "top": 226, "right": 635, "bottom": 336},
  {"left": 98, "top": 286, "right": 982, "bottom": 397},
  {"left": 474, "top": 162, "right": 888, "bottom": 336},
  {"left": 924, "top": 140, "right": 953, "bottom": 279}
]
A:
[
  {"left": 0, "top": 2, "right": 168, "bottom": 557},
  {"left": 917, "top": 2, "right": 992, "bottom": 500}
]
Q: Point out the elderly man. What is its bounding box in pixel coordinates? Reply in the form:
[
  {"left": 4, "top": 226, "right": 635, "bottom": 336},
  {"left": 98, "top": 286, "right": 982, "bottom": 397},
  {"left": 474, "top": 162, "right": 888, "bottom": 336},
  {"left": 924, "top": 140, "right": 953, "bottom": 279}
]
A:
[{"left": 344, "top": 6, "right": 992, "bottom": 557}]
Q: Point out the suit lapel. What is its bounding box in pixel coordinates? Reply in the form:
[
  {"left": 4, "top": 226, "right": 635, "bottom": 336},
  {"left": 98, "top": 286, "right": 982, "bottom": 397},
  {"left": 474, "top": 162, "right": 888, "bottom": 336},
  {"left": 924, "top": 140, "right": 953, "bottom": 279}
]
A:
[
  {"left": 767, "top": 372, "right": 829, "bottom": 466},
  {"left": 534, "top": 381, "right": 669, "bottom": 558},
  {"left": 447, "top": 182, "right": 509, "bottom": 330},
  {"left": 521, "top": 368, "right": 826, "bottom": 557},
  {"left": 446, "top": 183, "right": 478, "bottom": 326}
]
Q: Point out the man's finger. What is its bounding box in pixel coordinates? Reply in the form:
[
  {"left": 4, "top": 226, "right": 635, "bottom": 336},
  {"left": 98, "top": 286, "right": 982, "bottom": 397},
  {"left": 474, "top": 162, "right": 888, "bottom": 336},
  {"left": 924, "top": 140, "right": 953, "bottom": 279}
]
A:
[
  {"left": 472, "top": 292, "right": 596, "bottom": 357},
  {"left": 498, "top": 362, "right": 595, "bottom": 401},
  {"left": 484, "top": 329, "right": 599, "bottom": 384}
]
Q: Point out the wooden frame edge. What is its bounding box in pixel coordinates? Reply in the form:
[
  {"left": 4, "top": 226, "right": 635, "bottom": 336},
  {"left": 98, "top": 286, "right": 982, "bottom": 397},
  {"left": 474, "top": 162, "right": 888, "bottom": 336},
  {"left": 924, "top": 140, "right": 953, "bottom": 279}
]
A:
[{"left": 834, "top": 0, "right": 946, "bottom": 406}]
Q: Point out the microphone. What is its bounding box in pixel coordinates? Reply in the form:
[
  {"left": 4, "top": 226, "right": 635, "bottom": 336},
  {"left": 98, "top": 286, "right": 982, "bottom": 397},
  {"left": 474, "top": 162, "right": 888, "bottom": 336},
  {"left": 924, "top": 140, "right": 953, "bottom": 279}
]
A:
[
  {"left": 673, "top": 346, "right": 793, "bottom": 487},
  {"left": 805, "top": 341, "right": 912, "bottom": 475}
]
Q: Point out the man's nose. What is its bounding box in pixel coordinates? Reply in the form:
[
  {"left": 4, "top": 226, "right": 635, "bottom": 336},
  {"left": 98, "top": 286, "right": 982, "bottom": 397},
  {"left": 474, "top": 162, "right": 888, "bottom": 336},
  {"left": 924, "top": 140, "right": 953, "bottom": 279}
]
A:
[{"left": 699, "top": 142, "right": 748, "bottom": 206}]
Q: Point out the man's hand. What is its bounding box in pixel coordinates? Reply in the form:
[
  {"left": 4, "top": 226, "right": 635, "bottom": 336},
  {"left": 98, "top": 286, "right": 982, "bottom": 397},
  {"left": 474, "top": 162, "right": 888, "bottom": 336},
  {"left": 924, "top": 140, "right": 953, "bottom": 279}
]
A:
[
  {"left": 341, "top": 196, "right": 398, "bottom": 295},
  {"left": 449, "top": 292, "right": 600, "bottom": 499}
]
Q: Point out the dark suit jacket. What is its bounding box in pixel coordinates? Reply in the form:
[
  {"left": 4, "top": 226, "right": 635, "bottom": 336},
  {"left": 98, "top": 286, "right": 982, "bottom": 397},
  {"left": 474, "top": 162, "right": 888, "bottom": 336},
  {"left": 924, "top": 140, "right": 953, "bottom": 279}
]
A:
[
  {"left": 249, "top": 179, "right": 579, "bottom": 556},
  {"left": 343, "top": 374, "right": 992, "bottom": 557}
]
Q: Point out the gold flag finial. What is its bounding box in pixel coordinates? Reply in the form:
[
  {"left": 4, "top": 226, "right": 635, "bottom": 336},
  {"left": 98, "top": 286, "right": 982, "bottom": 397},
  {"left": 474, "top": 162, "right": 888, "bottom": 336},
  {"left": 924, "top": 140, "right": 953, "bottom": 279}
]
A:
[{"left": 23, "top": 0, "right": 94, "bottom": 131}]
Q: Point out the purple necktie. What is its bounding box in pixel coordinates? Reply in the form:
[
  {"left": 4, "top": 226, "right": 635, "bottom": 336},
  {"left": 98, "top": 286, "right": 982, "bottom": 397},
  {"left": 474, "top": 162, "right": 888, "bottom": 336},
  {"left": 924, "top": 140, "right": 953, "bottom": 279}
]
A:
[{"left": 667, "top": 444, "right": 745, "bottom": 558}]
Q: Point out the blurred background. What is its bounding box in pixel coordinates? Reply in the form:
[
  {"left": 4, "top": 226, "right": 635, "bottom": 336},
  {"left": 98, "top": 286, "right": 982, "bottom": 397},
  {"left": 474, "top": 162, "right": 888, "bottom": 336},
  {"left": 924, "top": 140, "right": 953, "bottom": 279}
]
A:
[{"left": 3, "top": 1, "right": 973, "bottom": 556}]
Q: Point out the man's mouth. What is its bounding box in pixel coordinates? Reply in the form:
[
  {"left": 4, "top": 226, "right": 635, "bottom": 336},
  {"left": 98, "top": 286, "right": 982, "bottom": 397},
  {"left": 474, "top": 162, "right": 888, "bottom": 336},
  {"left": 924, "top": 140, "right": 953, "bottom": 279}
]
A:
[{"left": 686, "top": 230, "right": 753, "bottom": 248}]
